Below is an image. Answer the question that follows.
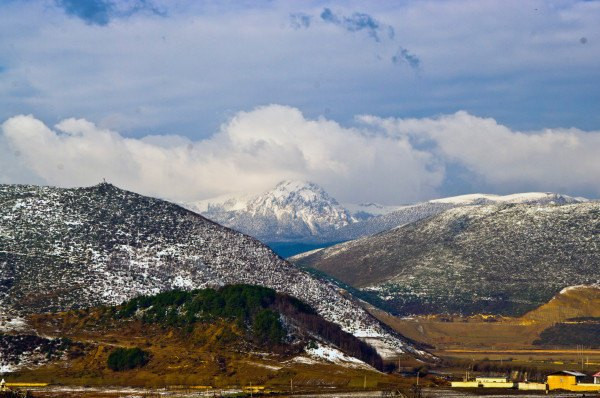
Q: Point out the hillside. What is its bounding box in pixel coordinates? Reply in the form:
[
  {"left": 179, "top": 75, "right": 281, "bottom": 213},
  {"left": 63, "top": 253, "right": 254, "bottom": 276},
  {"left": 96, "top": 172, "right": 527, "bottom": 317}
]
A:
[
  {"left": 368, "top": 285, "right": 600, "bottom": 351},
  {"left": 188, "top": 184, "right": 585, "bottom": 246},
  {"left": 0, "top": 182, "right": 425, "bottom": 359},
  {"left": 323, "top": 202, "right": 455, "bottom": 242},
  {"left": 323, "top": 192, "right": 585, "bottom": 242},
  {"left": 1, "top": 285, "right": 405, "bottom": 389},
  {"left": 293, "top": 202, "right": 600, "bottom": 316},
  {"left": 522, "top": 285, "right": 600, "bottom": 324}
]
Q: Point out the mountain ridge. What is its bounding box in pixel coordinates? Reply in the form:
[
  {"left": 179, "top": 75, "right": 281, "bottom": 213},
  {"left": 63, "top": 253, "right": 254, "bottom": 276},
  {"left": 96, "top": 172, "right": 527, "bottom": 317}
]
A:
[
  {"left": 187, "top": 181, "right": 588, "bottom": 245},
  {"left": 292, "top": 201, "right": 600, "bottom": 316},
  {"left": 322, "top": 192, "right": 588, "bottom": 242},
  {"left": 0, "top": 182, "right": 425, "bottom": 360}
]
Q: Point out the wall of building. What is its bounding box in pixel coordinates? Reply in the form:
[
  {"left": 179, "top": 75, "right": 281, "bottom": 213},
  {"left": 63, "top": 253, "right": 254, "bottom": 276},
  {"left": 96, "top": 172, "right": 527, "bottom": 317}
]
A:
[
  {"left": 476, "top": 378, "right": 508, "bottom": 383},
  {"left": 450, "top": 381, "right": 515, "bottom": 388},
  {"left": 564, "top": 383, "right": 600, "bottom": 392},
  {"left": 450, "top": 381, "right": 480, "bottom": 388},
  {"left": 517, "top": 382, "right": 547, "bottom": 391},
  {"left": 547, "top": 375, "right": 577, "bottom": 390},
  {"left": 480, "top": 382, "right": 515, "bottom": 388}
]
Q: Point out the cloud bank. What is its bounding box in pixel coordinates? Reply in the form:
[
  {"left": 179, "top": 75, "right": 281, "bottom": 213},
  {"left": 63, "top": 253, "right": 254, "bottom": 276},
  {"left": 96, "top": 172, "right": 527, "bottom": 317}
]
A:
[
  {"left": 2, "top": 106, "right": 600, "bottom": 203},
  {"left": 361, "top": 112, "right": 600, "bottom": 196}
]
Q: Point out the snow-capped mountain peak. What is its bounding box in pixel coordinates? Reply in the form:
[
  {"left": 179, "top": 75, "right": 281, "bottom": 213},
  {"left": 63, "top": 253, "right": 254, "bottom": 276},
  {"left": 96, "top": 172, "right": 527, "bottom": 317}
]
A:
[
  {"left": 186, "top": 180, "right": 358, "bottom": 241},
  {"left": 247, "top": 180, "right": 345, "bottom": 216},
  {"left": 269, "top": 180, "right": 326, "bottom": 201}
]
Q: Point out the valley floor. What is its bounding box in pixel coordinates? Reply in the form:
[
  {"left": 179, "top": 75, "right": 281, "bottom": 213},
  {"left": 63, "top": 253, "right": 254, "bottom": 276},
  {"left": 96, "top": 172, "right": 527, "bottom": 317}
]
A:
[
  {"left": 15, "top": 386, "right": 593, "bottom": 398},
  {"left": 364, "top": 286, "right": 600, "bottom": 381}
]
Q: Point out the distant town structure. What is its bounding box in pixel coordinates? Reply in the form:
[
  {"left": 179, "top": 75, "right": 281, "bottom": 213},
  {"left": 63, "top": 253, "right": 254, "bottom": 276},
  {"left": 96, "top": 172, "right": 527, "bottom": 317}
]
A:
[
  {"left": 451, "top": 370, "right": 600, "bottom": 392},
  {"left": 546, "top": 371, "right": 586, "bottom": 390}
]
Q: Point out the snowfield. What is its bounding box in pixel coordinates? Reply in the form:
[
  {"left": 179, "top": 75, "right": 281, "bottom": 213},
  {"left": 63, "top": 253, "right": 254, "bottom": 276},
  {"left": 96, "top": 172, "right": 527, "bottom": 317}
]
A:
[{"left": 306, "top": 342, "right": 375, "bottom": 370}]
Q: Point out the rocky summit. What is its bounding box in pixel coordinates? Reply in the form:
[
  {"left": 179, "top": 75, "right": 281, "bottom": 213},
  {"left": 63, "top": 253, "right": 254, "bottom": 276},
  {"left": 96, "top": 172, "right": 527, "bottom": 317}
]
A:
[{"left": 186, "top": 180, "right": 358, "bottom": 242}]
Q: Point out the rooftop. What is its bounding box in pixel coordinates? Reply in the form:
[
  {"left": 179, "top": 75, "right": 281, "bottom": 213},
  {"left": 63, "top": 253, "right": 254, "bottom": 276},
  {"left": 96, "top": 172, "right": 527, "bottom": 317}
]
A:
[{"left": 549, "top": 371, "right": 587, "bottom": 377}]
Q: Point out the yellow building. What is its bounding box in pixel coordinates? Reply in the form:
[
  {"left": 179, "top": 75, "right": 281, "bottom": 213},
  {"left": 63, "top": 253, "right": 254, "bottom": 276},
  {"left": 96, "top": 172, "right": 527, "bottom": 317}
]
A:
[{"left": 547, "top": 371, "right": 600, "bottom": 392}]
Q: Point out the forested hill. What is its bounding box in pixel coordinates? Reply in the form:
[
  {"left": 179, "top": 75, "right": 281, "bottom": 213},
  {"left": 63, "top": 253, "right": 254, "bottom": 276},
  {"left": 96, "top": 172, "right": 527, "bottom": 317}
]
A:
[{"left": 2, "top": 285, "right": 395, "bottom": 386}]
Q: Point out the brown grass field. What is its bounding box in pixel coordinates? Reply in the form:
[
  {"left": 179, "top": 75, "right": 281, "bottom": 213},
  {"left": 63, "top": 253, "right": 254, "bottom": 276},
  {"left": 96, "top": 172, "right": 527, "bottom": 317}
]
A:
[
  {"left": 5, "top": 308, "right": 423, "bottom": 392},
  {"left": 367, "top": 286, "right": 600, "bottom": 378}
]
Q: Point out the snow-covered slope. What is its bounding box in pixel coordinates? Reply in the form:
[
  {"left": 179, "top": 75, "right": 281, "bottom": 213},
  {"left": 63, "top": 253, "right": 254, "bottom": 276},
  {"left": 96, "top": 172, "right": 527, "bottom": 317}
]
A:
[
  {"left": 0, "top": 183, "right": 426, "bottom": 359},
  {"left": 343, "top": 203, "right": 404, "bottom": 221},
  {"left": 189, "top": 185, "right": 587, "bottom": 245},
  {"left": 324, "top": 192, "right": 588, "bottom": 242},
  {"left": 187, "top": 180, "right": 361, "bottom": 242},
  {"left": 429, "top": 192, "right": 585, "bottom": 205},
  {"left": 293, "top": 201, "right": 600, "bottom": 316}
]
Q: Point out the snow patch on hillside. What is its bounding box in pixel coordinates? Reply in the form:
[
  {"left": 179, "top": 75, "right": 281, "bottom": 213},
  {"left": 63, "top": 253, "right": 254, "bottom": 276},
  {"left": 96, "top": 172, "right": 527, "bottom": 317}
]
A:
[
  {"left": 0, "top": 316, "right": 28, "bottom": 333},
  {"left": 344, "top": 202, "right": 404, "bottom": 218},
  {"left": 558, "top": 284, "right": 600, "bottom": 295},
  {"left": 306, "top": 342, "right": 374, "bottom": 369}
]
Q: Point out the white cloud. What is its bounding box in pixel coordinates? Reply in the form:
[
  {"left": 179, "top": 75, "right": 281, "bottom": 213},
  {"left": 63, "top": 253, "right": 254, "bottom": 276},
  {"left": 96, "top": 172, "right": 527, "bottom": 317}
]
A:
[
  {"left": 3, "top": 107, "right": 600, "bottom": 204},
  {"left": 0, "top": 106, "right": 443, "bottom": 204},
  {"left": 360, "top": 111, "right": 600, "bottom": 196}
]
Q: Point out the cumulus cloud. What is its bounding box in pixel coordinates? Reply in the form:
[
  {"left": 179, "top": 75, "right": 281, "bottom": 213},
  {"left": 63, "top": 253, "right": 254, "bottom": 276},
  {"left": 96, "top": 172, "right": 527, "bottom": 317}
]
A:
[
  {"left": 360, "top": 111, "right": 600, "bottom": 196},
  {"left": 3, "top": 107, "right": 600, "bottom": 204},
  {"left": 0, "top": 106, "right": 442, "bottom": 204}
]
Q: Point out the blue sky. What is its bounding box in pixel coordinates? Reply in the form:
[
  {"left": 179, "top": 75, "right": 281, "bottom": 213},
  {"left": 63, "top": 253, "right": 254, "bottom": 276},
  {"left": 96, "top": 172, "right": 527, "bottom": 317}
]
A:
[{"left": 1, "top": 0, "right": 599, "bottom": 203}]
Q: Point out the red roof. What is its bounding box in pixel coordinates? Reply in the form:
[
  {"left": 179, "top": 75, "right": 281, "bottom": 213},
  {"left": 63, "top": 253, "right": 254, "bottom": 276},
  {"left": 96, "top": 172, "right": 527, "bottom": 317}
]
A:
[{"left": 593, "top": 371, "right": 600, "bottom": 377}]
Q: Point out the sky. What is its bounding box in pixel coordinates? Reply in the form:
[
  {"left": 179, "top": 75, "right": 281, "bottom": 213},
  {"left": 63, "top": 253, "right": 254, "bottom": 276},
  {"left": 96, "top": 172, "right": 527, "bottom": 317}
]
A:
[{"left": 0, "top": 0, "right": 599, "bottom": 204}]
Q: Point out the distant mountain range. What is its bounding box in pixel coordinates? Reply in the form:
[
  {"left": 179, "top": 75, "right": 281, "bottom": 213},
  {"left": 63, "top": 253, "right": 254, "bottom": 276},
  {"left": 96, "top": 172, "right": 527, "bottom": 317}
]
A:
[
  {"left": 0, "top": 182, "right": 425, "bottom": 360},
  {"left": 187, "top": 181, "right": 588, "bottom": 249},
  {"left": 326, "top": 192, "right": 587, "bottom": 242},
  {"left": 292, "top": 201, "right": 600, "bottom": 317}
]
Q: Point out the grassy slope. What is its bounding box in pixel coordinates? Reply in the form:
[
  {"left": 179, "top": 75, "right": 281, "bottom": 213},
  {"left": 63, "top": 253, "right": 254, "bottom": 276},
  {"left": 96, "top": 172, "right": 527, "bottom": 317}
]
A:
[
  {"left": 8, "top": 307, "right": 402, "bottom": 390},
  {"left": 11, "top": 310, "right": 394, "bottom": 389},
  {"left": 362, "top": 286, "right": 600, "bottom": 379},
  {"left": 368, "top": 286, "right": 600, "bottom": 351}
]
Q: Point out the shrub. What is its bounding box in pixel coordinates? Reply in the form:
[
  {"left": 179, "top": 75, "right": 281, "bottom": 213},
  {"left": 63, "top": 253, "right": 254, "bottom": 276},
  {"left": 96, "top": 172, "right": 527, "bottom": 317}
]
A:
[{"left": 107, "top": 347, "right": 150, "bottom": 371}]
